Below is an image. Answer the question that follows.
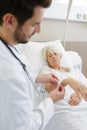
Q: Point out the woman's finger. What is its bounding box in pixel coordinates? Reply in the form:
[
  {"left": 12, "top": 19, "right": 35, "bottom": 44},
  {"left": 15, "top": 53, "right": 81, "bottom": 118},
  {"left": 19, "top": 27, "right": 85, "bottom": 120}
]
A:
[{"left": 78, "top": 85, "right": 87, "bottom": 101}]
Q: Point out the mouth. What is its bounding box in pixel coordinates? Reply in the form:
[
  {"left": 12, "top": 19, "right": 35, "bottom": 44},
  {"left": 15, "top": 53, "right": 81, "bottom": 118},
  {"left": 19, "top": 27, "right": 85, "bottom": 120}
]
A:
[{"left": 53, "top": 59, "right": 57, "bottom": 62}]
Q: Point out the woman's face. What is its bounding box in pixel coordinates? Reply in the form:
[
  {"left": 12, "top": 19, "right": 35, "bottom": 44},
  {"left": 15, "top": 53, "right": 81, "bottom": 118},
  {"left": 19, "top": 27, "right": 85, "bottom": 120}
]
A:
[{"left": 46, "top": 49, "right": 61, "bottom": 68}]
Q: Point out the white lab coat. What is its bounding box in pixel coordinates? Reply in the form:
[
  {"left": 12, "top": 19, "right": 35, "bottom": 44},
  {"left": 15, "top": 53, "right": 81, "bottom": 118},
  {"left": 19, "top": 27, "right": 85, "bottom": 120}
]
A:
[{"left": 0, "top": 40, "right": 54, "bottom": 130}]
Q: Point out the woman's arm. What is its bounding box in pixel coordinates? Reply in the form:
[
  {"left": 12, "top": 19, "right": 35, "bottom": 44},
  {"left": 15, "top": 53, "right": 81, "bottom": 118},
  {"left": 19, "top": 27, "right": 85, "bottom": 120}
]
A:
[
  {"left": 61, "top": 77, "right": 85, "bottom": 90},
  {"left": 61, "top": 77, "right": 87, "bottom": 101},
  {"left": 45, "top": 77, "right": 87, "bottom": 101}
]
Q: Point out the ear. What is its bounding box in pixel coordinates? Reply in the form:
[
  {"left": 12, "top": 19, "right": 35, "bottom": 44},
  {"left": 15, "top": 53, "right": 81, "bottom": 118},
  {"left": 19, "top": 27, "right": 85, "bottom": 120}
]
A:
[{"left": 3, "top": 13, "right": 17, "bottom": 28}]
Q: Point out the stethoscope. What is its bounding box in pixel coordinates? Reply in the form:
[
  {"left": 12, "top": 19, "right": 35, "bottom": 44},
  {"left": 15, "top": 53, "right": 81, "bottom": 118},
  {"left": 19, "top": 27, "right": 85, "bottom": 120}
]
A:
[{"left": 0, "top": 38, "right": 29, "bottom": 77}]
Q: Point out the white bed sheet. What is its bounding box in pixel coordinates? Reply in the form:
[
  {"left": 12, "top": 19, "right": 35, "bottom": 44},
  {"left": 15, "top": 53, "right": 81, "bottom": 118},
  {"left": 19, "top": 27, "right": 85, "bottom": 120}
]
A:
[
  {"left": 44, "top": 107, "right": 87, "bottom": 130},
  {"left": 41, "top": 66, "right": 87, "bottom": 130}
]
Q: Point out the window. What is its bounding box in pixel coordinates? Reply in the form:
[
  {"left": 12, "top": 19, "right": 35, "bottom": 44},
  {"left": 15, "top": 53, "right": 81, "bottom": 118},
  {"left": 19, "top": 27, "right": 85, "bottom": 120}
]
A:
[{"left": 44, "top": 0, "right": 87, "bottom": 22}]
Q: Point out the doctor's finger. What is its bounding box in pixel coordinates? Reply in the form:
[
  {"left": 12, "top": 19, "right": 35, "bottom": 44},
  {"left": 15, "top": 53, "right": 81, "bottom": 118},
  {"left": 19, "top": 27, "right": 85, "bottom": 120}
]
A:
[{"left": 51, "top": 73, "right": 59, "bottom": 80}]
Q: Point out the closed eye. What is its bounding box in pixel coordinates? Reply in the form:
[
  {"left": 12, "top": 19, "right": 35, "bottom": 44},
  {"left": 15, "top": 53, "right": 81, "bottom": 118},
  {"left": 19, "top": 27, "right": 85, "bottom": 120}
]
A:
[{"left": 54, "top": 53, "right": 58, "bottom": 55}]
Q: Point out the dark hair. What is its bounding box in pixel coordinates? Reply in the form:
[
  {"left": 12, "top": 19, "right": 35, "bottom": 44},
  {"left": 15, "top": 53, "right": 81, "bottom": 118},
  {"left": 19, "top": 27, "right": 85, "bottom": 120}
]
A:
[{"left": 0, "top": 0, "right": 52, "bottom": 25}]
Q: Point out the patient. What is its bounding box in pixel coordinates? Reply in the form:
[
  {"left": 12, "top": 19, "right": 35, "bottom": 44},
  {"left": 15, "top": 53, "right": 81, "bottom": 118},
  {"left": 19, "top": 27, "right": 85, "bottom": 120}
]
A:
[
  {"left": 40, "top": 45, "right": 87, "bottom": 130},
  {"left": 42, "top": 45, "right": 87, "bottom": 105}
]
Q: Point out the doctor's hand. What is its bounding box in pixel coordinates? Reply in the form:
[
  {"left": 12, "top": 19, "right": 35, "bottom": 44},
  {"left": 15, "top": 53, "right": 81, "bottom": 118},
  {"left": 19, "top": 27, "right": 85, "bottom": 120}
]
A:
[
  {"left": 35, "top": 73, "right": 59, "bottom": 86},
  {"left": 49, "top": 86, "right": 65, "bottom": 103}
]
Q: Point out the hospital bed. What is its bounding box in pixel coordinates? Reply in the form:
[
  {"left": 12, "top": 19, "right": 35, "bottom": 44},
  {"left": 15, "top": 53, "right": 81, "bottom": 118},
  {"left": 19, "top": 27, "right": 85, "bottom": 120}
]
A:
[{"left": 17, "top": 40, "right": 87, "bottom": 130}]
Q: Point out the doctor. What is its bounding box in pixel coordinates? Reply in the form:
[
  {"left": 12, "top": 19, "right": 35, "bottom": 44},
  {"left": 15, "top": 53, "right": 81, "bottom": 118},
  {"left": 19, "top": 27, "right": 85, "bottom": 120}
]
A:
[
  {"left": 0, "top": 0, "right": 87, "bottom": 130},
  {"left": 0, "top": 0, "right": 65, "bottom": 130}
]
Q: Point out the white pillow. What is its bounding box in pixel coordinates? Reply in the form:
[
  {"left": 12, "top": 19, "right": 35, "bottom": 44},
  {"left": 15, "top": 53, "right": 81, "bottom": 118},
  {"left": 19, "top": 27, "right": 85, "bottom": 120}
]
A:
[
  {"left": 17, "top": 40, "right": 81, "bottom": 74},
  {"left": 17, "top": 40, "right": 65, "bottom": 73},
  {"left": 64, "top": 51, "right": 82, "bottom": 70}
]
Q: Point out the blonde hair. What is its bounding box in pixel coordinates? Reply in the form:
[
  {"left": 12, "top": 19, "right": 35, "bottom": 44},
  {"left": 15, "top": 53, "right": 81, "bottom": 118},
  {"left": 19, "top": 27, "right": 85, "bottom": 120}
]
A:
[{"left": 42, "top": 45, "right": 63, "bottom": 60}]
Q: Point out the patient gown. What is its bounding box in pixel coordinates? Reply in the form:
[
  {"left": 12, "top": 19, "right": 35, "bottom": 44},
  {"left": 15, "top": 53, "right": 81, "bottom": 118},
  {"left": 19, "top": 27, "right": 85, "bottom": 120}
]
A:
[{"left": 40, "top": 66, "right": 87, "bottom": 130}]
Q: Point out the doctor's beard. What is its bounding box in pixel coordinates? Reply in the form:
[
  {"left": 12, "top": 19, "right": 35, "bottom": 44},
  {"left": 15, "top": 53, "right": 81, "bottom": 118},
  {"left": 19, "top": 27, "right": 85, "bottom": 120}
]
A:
[{"left": 13, "top": 25, "right": 35, "bottom": 44}]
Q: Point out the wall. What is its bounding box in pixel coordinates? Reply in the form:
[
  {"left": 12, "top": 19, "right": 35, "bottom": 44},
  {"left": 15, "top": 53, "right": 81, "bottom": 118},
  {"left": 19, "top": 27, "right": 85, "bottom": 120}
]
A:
[
  {"left": 32, "top": 19, "right": 87, "bottom": 42},
  {"left": 31, "top": 19, "right": 87, "bottom": 77},
  {"left": 65, "top": 41, "right": 87, "bottom": 77}
]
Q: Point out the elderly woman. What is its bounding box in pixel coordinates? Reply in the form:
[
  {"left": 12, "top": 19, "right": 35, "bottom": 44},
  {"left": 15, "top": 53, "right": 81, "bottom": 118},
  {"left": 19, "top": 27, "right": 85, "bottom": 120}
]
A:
[
  {"left": 42, "top": 45, "right": 87, "bottom": 105},
  {"left": 40, "top": 45, "right": 87, "bottom": 130}
]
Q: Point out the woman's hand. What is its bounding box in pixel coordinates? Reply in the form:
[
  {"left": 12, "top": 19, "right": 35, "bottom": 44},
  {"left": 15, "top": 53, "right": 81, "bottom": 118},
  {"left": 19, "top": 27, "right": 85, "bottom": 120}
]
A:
[
  {"left": 61, "top": 77, "right": 87, "bottom": 101},
  {"left": 68, "top": 92, "right": 82, "bottom": 106}
]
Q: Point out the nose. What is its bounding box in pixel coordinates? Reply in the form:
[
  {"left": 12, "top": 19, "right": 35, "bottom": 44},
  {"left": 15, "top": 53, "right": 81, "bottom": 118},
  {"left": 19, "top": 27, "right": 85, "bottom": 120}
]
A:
[
  {"left": 35, "top": 24, "right": 41, "bottom": 33},
  {"left": 52, "top": 55, "right": 56, "bottom": 58},
  {"left": 52, "top": 55, "right": 57, "bottom": 60}
]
